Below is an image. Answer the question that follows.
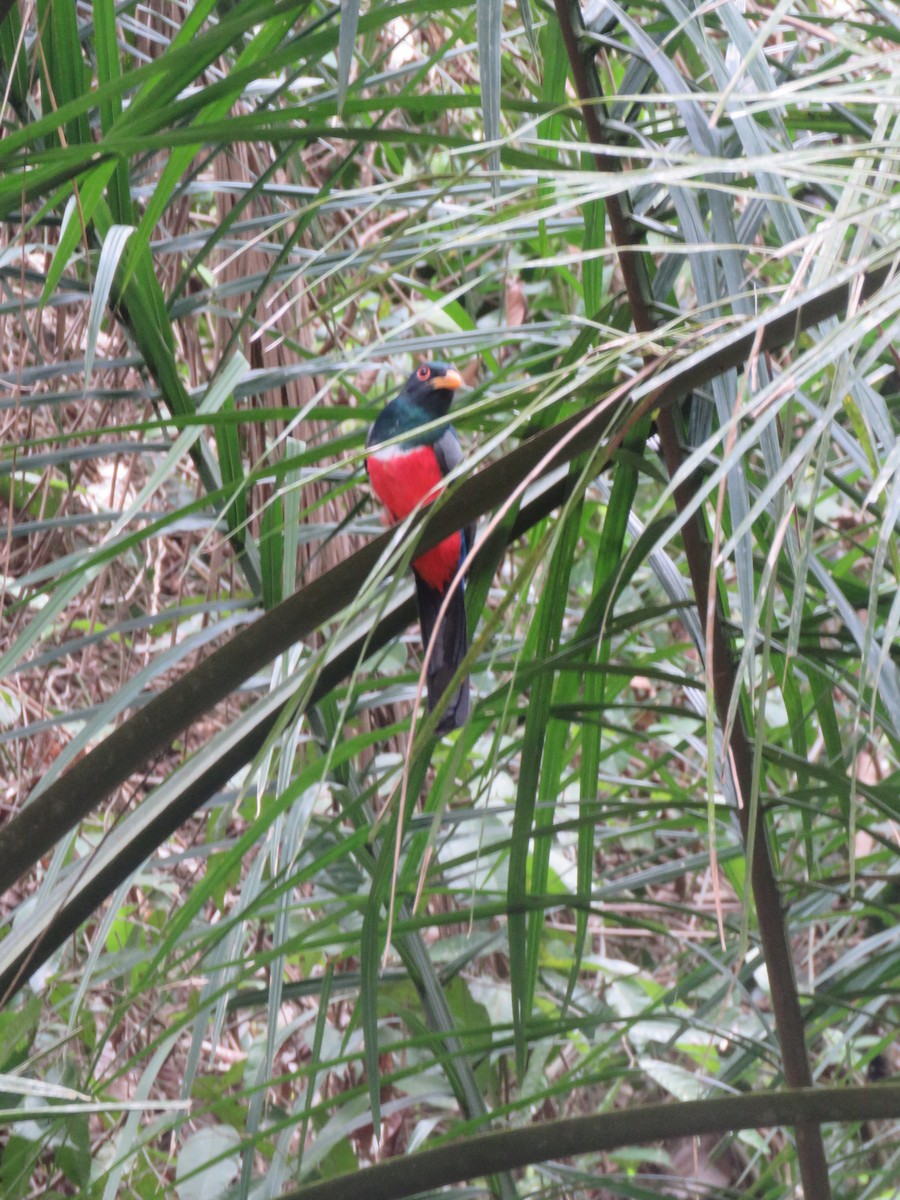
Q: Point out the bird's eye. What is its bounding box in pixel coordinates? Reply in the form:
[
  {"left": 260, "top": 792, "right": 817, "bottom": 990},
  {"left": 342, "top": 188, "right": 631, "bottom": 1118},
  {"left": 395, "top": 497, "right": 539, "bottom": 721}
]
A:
[{"left": 416, "top": 365, "right": 430, "bottom": 381}]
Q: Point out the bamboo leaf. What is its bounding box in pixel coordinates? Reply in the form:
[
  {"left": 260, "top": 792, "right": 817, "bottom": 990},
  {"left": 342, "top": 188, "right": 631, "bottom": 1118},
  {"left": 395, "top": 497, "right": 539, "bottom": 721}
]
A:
[
  {"left": 338, "top": 0, "right": 361, "bottom": 114},
  {"left": 84, "top": 223, "right": 135, "bottom": 386},
  {"left": 476, "top": 0, "right": 503, "bottom": 188}
]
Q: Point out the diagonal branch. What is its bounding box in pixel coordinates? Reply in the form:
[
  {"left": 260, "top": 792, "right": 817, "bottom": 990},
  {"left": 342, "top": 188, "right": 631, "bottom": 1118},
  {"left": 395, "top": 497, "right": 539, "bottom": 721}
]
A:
[{"left": 285, "top": 1084, "right": 900, "bottom": 1200}]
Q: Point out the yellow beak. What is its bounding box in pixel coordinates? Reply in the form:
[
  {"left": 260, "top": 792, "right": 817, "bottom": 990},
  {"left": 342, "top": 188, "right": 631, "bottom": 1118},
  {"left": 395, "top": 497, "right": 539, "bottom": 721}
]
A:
[{"left": 431, "top": 367, "right": 463, "bottom": 390}]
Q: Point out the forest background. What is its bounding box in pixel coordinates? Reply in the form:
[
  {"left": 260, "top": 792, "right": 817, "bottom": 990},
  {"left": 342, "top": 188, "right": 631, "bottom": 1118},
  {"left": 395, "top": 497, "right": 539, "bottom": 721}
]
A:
[{"left": 1, "top": 1, "right": 899, "bottom": 1198}]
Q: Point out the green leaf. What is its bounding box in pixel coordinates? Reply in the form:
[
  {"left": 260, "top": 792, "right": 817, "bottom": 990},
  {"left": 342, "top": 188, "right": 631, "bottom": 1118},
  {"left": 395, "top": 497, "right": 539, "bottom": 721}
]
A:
[
  {"left": 477, "top": 0, "right": 503, "bottom": 187},
  {"left": 84, "top": 223, "right": 135, "bottom": 386},
  {"left": 338, "top": 0, "right": 361, "bottom": 114}
]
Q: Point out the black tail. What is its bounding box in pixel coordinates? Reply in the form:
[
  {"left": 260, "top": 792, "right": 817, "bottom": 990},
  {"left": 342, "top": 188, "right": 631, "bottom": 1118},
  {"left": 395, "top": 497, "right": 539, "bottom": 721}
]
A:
[{"left": 414, "top": 572, "right": 469, "bottom": 733}]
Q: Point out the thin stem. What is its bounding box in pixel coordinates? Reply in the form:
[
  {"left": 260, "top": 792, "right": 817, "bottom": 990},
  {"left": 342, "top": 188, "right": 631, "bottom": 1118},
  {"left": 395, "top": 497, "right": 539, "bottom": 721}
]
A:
[{"left": 552, "top": 0, "right": 832, "bottom": 1194}]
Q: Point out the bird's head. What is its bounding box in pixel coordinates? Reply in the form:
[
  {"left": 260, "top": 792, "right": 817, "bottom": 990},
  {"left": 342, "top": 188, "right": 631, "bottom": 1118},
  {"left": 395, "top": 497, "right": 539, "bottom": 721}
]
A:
[{"left": 398, "top": 361, "right": 463, "bottom": 418}]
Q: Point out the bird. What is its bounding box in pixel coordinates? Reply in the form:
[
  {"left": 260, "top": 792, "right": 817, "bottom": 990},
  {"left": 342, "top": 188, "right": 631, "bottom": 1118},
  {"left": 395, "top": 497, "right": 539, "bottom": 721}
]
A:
[{"left": 366, "top": 362, "right": 473, "bottom": 732}]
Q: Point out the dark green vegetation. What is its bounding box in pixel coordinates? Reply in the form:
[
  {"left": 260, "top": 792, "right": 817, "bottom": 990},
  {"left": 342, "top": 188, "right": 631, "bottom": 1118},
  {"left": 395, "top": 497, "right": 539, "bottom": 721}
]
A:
[{"left": 1, "top": 1, "right": 898, "bottom": 1198}]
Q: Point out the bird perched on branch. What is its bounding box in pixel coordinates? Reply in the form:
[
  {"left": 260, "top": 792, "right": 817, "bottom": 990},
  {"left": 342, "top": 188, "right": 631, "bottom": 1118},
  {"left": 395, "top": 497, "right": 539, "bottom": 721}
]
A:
[{"left": 366, "top": 362, "right": 472, "bottom": 732}]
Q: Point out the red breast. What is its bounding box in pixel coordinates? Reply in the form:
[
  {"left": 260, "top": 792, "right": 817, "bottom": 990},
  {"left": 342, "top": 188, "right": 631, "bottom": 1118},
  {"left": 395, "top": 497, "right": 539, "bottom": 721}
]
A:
[{"left": 368, "top": 446, "right": 462, "bottom": 590}]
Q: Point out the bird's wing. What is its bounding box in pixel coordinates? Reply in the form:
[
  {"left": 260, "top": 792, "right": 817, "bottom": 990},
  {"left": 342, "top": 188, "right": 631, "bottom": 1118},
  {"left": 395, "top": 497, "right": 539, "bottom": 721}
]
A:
[
  {"left": 431, "top": 426, "right": 462, "bottom": 476},
  {"left": 431, "top": 427, "right": 475, "bottom": 559}
]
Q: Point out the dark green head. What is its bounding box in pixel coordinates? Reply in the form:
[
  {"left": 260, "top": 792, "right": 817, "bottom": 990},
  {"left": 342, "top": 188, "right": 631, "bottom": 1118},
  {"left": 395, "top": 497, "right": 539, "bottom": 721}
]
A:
[
  {"left": 370, "top": 362, "right": 463, "bottom": 445},
  {"left": 398, "top": 362, "right": 462, "bottom": 414}
]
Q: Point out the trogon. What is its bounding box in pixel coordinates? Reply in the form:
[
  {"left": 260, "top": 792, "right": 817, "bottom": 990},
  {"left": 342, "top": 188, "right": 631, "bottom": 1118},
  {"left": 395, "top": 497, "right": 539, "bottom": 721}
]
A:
[{"left": 366, "top": 362, "right": 473, "bottom": 732}]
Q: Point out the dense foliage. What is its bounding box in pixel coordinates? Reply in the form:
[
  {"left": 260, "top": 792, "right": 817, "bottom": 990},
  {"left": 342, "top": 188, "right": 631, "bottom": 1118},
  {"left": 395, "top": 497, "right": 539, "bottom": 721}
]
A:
[{"left": 1, "top": 1, "right": 898, "bottom": 1198}]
